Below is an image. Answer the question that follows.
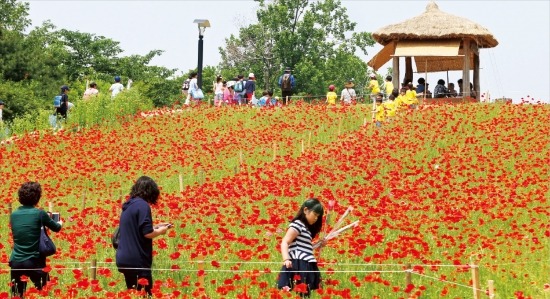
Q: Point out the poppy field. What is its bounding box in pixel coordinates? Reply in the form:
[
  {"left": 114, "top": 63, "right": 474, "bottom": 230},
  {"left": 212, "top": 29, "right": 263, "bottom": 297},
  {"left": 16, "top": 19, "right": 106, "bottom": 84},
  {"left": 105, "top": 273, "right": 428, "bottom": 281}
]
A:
[{"left": 0, "top": 102, "right": 548, "bottom": 298}]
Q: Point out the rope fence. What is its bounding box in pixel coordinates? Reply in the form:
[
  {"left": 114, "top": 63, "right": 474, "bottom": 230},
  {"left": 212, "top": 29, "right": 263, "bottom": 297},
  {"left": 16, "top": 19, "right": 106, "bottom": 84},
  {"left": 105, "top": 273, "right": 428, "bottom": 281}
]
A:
[{"left": 1, "top": 260, "right": 501, "bottom": 298}]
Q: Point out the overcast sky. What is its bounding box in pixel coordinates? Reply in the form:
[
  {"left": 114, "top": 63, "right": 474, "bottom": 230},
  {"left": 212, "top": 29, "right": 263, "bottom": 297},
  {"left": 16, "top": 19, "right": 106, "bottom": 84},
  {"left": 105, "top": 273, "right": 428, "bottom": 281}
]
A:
[{"left": 26, "top": 0, "right": 549, "bottom": 103}]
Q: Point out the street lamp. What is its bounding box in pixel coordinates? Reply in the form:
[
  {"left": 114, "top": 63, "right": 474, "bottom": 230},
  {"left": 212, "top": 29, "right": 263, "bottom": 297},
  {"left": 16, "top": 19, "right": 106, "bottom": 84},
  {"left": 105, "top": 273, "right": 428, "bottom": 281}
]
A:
[{"left": 193, "top": 19, "right": 210, "bottom": 89}]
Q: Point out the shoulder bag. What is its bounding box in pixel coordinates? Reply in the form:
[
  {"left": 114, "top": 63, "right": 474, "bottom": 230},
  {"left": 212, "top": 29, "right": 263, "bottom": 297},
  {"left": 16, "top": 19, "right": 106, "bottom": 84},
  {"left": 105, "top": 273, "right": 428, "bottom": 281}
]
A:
[{"left": 39, "top": 215, "right": 57, "bottom": 257}]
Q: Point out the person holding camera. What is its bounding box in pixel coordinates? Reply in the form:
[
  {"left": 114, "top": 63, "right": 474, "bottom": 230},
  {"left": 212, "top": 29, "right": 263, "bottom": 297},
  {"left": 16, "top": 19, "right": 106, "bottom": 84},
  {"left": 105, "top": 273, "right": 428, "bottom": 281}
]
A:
[
  {"left": 116, "top": 176, "right": 172, "bottom": 296},
  {"left": 9, "top": 182, "right": 63, "bottom": 298}
]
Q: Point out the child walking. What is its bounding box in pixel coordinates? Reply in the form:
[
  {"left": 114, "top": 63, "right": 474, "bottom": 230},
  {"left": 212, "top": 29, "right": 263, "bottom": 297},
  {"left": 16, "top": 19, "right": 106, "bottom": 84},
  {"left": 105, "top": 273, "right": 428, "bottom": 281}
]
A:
[
  {"left": 214, "top": 75, "right": 224, "bottom": 106},
  {"left": 326, "top": 85, "right": 337, "bottom": 105},
  {"left": 278, "top": 198, "right": 324, "bottom": 297}
]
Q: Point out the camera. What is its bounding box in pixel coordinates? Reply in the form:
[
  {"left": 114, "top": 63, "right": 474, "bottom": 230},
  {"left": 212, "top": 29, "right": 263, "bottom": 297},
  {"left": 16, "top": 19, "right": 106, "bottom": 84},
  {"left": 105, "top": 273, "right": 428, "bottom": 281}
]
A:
[{"left": 51, "top": 212, "right": 60, "bottom": 222}]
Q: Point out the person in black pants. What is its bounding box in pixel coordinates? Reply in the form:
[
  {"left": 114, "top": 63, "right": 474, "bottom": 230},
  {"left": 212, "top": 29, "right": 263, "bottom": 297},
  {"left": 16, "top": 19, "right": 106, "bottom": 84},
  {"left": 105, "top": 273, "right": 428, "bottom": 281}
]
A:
[
  {"left": 116, "top": 176, "right": 172, "bottom": 296},
  {"left": 278, "top": 67, "right": 296, "bottom": 105},
  {"left": 56, "top": 85, "right": 70, "bottom": 119},
  {"left": 9, "top": 182, "right": 63, "bottom": 298}
]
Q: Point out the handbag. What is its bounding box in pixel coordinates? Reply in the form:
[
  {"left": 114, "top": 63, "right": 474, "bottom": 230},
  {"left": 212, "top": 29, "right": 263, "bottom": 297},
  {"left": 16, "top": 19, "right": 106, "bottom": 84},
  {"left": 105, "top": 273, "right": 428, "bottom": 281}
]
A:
[
  {"left": 192, "top": 89, "right": 204, "bottom": 99},
  {"left": 39, "top": 217, "right": 56, "bottom": 257},
  {"left": 111, "top": 226, "right": 120, "bottom": 249}
]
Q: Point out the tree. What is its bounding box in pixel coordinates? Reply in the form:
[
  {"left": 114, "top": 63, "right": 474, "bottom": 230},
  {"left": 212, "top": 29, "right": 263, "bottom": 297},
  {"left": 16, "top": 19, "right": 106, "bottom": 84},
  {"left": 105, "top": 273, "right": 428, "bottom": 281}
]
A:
[
  {"left": 218, "top": 0, "right": 376, "bottom": 97},
  {"left": 55, "top": 29, "right": 123, "bottom": 80},
  {"left": 0, "top": 0, "right": 31, "bottom": 32}
]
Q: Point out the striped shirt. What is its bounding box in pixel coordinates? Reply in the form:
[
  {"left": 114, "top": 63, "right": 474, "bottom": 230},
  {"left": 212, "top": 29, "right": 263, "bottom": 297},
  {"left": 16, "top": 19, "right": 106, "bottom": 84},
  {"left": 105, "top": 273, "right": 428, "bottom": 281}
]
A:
[{"left": 288, "top": 220, "right": 316, "bottom": 262}]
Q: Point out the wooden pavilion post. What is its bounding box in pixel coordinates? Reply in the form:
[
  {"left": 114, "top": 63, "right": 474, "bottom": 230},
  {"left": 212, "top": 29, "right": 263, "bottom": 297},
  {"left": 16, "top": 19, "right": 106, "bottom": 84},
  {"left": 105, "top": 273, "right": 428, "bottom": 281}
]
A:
[
  {"left": 472, "top": 42, "right": 480, "bottom": 101},
  {"left": 404, "top": 57, "right": 413, "bottom": 85},
  {"left": 462, "top": 38, "right": 471, "bottom": 99},
  {"left": 392, "top": 56, "right": 400, "bottom": 90}
]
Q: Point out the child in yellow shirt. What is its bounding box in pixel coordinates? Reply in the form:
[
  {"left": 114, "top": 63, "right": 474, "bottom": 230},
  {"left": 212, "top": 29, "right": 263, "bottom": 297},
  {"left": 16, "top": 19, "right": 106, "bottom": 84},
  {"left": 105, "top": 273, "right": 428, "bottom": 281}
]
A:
[
  {"left": 382, "top": 94, "right": 397, "bottom": 121},
  {"left": 372, "top": 93, "right": 385, "bottom": 127},
  {"left": 326, "top": 84, "right": 337, "bottom": 105},
  {"left": 404, "top": 82, "right": 419, "bottom": 108},
  {"left": 394, "top": 88, "right": 408, "bottom": 110},
  {"left": 383, "top": 76, "right": 394, "bottom": 98},
  {"left": 368, "top": 74, "right": 380, "bottom": 102}
]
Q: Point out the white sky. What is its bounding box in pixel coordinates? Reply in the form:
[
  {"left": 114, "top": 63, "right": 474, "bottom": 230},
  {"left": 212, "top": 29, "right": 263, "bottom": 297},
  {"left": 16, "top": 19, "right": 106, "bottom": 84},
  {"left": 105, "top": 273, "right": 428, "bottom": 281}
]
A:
[{"left": 25, "top": 0, "right": 550, "bottom": 103}]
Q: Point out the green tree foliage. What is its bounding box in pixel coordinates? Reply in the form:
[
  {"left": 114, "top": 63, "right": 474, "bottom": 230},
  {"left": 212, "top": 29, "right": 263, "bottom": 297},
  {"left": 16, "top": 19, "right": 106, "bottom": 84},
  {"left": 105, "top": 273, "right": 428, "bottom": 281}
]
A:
[
  {"left": 0, "top": 0, "right": 31, "bottom": 32},
  {"left": 218, "top": 0, "right": 375, "bottom": 97}
]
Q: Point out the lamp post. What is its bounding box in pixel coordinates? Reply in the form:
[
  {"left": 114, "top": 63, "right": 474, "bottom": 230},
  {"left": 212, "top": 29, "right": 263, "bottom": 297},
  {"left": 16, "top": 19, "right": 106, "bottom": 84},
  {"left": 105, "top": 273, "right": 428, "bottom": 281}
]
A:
[{"left": 193, "top": 19, "right": 210, "bottom": 90}]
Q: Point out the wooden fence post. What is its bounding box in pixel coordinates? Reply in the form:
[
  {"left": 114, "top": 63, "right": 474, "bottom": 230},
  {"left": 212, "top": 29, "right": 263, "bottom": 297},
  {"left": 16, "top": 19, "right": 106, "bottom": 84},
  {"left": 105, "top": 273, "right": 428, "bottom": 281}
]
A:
[
  {"left": 471, "top": 264, "right": 481, "bottom": 299},
  {"left": 178, "top": 174, "right": 184, "bottom": 194},
  {"left": 8, "top": 203, "right": 12, "bottom": 215},
  {"left": 197, "top": 260, "right": 205, "bottom": 294},
  {"left": 308, "top": 131, "right": 312, "bottom": 148},
  {"left": 81, "top": 189, "right": 87, "bottom": 210},
  {"left": 405, "top": 263, "right": 412, "bottom": 286},
  {"left": 488, "top": 280, "right": 495, "bottom": 299},
  {"left": 272, "top": 142, "right": 277, "bottom": 161},
  {"left": 301, "top": 139, "right": 304, "bottom": 154},
  {"left": 90, "top": 259, "right": 97, "bottom": 280}
]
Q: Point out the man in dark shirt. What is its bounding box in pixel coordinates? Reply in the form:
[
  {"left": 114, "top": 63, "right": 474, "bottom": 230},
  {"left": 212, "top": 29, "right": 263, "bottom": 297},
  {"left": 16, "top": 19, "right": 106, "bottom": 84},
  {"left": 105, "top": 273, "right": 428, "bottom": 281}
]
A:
[
  {"left": 278, "top": 67, "right": 296, "bottom": 105},
  {"left": 56, "top": 85, "right": 70, "bottom": 119}
]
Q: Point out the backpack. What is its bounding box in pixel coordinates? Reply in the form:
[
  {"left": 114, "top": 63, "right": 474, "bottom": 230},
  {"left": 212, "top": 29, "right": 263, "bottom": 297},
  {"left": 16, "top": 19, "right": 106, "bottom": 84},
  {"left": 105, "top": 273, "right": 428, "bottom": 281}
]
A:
[
  {"left": 281, "top": 74, "right": 292, "bottom": 91},
  {"left": 234, "top": 81, "right": 244, "bottom": 92},
  {"left": 182, "top": 79, "right": 190, "bottom": 91},
  {"left": 53, "top": 95, "right": 62, "bottom": 108}
]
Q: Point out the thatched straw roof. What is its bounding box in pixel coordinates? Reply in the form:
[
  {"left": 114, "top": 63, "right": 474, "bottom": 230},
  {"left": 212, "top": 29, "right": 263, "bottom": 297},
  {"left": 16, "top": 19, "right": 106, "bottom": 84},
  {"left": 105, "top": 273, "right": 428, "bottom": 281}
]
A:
[{"left": 372, "top": 2, "right": 498, "bottom": 48}]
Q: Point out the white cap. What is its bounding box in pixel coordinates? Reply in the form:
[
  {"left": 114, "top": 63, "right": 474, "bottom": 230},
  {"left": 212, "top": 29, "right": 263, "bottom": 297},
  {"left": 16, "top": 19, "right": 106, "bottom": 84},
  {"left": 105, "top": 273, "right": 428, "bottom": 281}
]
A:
[{"left": 248, "top": 73, "right": 255, "bottom": 78}]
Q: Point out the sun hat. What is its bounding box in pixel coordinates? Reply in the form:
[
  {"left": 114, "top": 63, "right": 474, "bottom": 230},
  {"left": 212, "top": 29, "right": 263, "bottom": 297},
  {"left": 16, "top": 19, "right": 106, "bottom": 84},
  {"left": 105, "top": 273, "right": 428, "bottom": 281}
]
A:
[
  {"left": 284, "top": 67, "right": 291, "bottom": 72},
  {"left": 344, "top": 82, "right": 355, "bottom": 88},
  {"left": 248, "top": 73, "right": 255, "bottom": 78},
  {"left": 370, "top": 74, "right": 376, "bottom": 78},
  {"left": 227, "top": 81, "right": 236, "bottom": 88}
]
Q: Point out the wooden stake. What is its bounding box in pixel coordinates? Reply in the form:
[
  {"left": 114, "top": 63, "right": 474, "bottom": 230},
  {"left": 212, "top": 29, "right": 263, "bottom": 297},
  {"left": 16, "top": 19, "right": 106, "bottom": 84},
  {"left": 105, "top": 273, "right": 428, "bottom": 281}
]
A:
[
  {"left": 301, "top": 139, "right": 304, "bottom": 154},
  {"left": 363, "top": 117, "right": 367, "bottom": 127},
  {"left": 198, "top": 260, "right": 205, "bottom": 290},
  {"left": 239, "top": 150, "right": 243, "bottom": 165},
  {"left": 338, "top": 118, "right": 342, "bottom": 136},
  {"left": 308, "top": 131, "right": 312, "bottom": 148},
  {"left": 90, "top": 259, "right": 97, "bottom": 280},
  {"left": 405, "top": 263, "right": 412, "bottom": 286},
  {"left": 178, "top": 174, "right": 184, "bottom": 193},
  {"left": 488, "top": 280, "right": 495, "bottom": 299},
  {"left": 471, "top": 264, "right": 481, "bottom": 299},
  {"left": 81, "top": 189, "right": 86, "bottom": 210},
  {"left": 272, "top": 142, "right": 277, "bottom": 161},
  {"left": 8, "top": 203, "right": 12, "bottom": 215},
  {"left": 48, "top": 202, "right": 53, "bottom": 213}
]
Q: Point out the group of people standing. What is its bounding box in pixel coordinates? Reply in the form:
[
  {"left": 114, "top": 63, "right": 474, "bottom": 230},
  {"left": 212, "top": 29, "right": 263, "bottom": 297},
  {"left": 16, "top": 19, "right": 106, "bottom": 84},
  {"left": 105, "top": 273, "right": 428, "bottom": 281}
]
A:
[{"left": 181, "top": 67, "right": 297, "bottom": 107}]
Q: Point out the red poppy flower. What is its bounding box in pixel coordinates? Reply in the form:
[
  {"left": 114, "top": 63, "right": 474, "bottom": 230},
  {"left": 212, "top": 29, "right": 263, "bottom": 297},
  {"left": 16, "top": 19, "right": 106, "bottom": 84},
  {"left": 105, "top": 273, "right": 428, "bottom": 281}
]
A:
[{"left": 137, "top": 278, "right": 149, "bottom": 286}]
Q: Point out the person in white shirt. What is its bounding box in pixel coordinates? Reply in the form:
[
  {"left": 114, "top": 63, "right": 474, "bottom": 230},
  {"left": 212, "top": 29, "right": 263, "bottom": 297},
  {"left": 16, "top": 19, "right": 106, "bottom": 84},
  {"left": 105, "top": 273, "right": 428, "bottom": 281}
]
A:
[
  {"left": 0, "top": 100, "right": 4, "bottom": 122},
  {"left": 109, "top": 76, "right": 124, "bottom": 98}
]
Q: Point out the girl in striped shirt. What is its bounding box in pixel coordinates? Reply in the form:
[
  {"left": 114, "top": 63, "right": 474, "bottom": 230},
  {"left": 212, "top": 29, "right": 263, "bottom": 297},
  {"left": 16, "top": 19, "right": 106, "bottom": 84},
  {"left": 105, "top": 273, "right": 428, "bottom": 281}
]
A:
[{"left": 278, "top": 198, "right": 324, "bottom": 297}]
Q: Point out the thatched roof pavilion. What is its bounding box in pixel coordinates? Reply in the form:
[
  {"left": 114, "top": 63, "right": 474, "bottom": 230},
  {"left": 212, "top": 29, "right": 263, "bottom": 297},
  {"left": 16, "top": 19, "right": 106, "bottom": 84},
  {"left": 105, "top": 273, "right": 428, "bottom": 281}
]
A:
[{"left": 368, "top": 1, "right": 498, "bottom": 99}]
